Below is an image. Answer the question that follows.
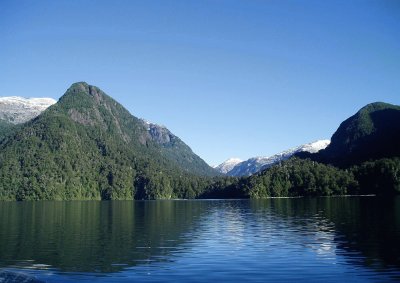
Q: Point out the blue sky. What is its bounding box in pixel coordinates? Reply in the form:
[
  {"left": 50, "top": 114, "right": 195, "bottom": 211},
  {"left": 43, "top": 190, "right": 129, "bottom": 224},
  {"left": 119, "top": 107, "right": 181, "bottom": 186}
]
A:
[{"left": 1, "top": 0, "right": 399, "bottom": 166}]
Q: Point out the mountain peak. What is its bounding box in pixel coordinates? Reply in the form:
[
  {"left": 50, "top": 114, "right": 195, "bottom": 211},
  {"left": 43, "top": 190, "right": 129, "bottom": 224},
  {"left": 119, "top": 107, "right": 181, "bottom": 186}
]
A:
[
  {"left": 331, "top": 102, "right": 400, "bottom": 144},
  {"left": 358, "top": 102, "right": 399, "bottom": 114},
  {"left": 298, "top": 139, "right": 331, "bottom": 153},
  {"left": 69, "top": 81, "right": 89, "bottom": 90},
  {"left": 213, "top": 158, "right": 243, "bottom": 174},
  {"left": 60, "top": 82, "right": 218, "bottom": 176},
  {"left": 0, "top": 82, "right": 219, "bottom": 200},
  {"left": 308, "top": 102, "right": 400, "bottom": 167},
  {"left": 67, "top": 82, "right": 90, "bottom": 94},
  {"left": 65, "top": 82, "right": 105, "bottom": 102},
  {"left": 226, "top": 157, "right": 243, "bottom": 163}
]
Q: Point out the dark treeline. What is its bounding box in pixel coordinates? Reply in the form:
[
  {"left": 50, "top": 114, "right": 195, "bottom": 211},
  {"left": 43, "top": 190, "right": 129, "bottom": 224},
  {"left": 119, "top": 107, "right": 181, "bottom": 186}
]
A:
[
  {"left": 1, "top": 138, "right": 399, "bottom": 201},
  {"left": 0, "top": 86, "right": 399, "bottom": 201},
  {"left": 202, "top": 157, "right": 400, "bottom": 199}
]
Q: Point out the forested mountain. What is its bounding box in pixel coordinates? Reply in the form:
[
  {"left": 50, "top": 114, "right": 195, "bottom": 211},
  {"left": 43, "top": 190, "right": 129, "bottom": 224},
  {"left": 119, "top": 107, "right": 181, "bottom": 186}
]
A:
[
  {"left": 0, "top": 82, "right": 217, "bottom": 200},
  {"left": 217, "top": 158, "right": 358, "bottom": 198},
  {"left": 297, "top": 102, "right": 400, "bottom": 167},
  {"left": 0, "top": 90, "right": 215, "bottom": 178},
  {"left": 204, "top": 156, "right": 400, "bottom": 199},
  {"left": 207, "top": 102, "right": 400, "bottom": 198},
  {"left": 0, "top": 97, "right": 55, "bottom": 141},
  {"left": 140, "top": 119, "right": 216, "bottom": 177},
  {"left": 0, "top": 120, "right": 15, "bottom": 140},
  {"left": 0, "top": 89, "right": 398, "bottom": 201}
]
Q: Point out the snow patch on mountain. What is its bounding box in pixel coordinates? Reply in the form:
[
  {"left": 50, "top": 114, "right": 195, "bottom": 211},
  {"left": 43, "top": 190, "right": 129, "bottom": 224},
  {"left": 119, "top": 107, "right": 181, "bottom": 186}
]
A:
[
  {"left": 222, "top": 140, "right": 331, "bottom": 177},
  {"left": 0, "top": 96, "right": 57, "bottom": 124},
  {"left": 214, "top": 158, "right": 243, "bottom": 174},
  {"left": 297, "top": 139, "right": 331, "bottom": 153},
  {"left": 139, "top": 119, "right": 175, "bottom": 145}
]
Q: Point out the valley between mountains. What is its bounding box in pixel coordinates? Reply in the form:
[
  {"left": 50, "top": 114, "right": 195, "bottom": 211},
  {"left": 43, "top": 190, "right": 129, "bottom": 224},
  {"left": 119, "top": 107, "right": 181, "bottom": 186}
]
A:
[{"left": 0, "top": 82, "right": 399, "bottom": 200}]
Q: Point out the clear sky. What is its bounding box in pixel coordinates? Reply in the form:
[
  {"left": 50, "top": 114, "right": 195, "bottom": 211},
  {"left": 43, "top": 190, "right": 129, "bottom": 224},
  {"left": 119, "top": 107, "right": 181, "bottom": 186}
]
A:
[{"left": 1, "top": 0, "right": 399, "bottom": 166}]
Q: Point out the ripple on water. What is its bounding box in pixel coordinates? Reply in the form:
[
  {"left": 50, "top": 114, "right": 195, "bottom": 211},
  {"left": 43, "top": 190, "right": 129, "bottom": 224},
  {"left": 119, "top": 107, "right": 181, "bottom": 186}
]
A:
[{"left": 0, "top": 198, "right": 399, "bottom": 282}]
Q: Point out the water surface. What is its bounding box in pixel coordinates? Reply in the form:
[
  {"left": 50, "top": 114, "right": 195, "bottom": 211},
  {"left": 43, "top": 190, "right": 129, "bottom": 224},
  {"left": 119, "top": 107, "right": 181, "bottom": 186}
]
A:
[{"left": 0, "top": 198, "right": 399, "bottom": 282}]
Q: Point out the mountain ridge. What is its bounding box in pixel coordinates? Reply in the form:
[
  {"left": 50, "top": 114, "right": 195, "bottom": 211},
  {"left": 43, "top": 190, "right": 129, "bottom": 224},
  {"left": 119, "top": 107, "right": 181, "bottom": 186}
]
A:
[
  {"left": 1, "top": 86, "right": 399, "bottom": 200},
  {"left": 0, "top": 83, "right": 216, "bottom": 177},
  {"left": 297, "top": 102, "right": 400, "bottom": 167},
  {"left": 0, "top": 82, "right": 216, "bottom": 200},
  {"left": 216, "top": 140, "right": 330, "bottom": 176},
  {"left": 214, "top": 158, "right": 243, "bottom": 174}
]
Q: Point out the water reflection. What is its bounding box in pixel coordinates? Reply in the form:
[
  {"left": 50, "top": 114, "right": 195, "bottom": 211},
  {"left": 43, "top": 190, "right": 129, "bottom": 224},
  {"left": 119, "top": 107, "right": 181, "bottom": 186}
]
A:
[
  {"left": 0, "top": 198, "right": 399, "bottom": 282},
  {"left": 251, "top": 197, "right": 400, "bottom": 270},
  {"left": 0, "top": 201, "right": 208, "bottom": 273}
]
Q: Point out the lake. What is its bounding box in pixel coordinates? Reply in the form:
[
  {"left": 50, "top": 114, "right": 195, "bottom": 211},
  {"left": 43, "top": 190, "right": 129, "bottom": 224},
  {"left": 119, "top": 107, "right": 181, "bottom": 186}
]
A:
[{"left": 0, "top": 198, "right": 399, "bottom": 282}]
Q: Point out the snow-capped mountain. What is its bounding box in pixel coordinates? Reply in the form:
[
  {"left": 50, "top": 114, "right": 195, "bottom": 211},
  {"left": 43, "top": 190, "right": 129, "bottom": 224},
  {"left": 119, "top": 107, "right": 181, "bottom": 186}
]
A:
[
  {"left": 219, "top": 140, "right": 331, "bottom": 177},
  {"left": 213, "top": 158, "right": 243, "bottom": 174},
  {"left": 0, "top": 96, "right": 57, "bottom": 124}
]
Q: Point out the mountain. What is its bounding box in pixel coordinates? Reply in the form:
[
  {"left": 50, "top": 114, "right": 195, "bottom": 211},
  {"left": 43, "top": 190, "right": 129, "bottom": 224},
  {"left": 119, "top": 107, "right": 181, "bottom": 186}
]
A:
[
  {"left": 0, "top": 96, "right": 56, "bottom": 124},
  {"left": 218, "top": 140, "right": 330, "bottom": 177},
  {"left": 0, "top": 82, "right": 216, "bottom": 200},
  {"left": 206, "top": 102, "right": 400, "bottom": 199},
  {"left": 298, "top": 102, "right": 400, "bottom": 167},
  {"left": 0, "top": 94, "right": 215, "bottom": 178},
  {"left": 0, "top": 96, "right": 56, "bottom": 140},
  {"left": 213, "top": 158, "right": 243, "bottom": 174},
  {"left": 140, "top": 119, "right": 217, "bottom": 177},
  {"left": 217, "top": 101, "right": 400, "bottom": 198},
  {"left": 242, "top": 158, "right": 358, "bottom": 198}
]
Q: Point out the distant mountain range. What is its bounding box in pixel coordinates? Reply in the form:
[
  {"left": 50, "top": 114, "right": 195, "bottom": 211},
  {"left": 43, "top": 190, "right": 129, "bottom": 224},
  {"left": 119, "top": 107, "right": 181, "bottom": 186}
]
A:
[
  {"left": 0, "top": 85, "right": 399, "bottom": 200},
  {"left": 215, "top": 140, "right": 330, "bottom": 176},
  {"left": 0, "top": 96, "right": 56, "bottom": 124},
  {"left": 214, "top": 158, "right": 243, "bottom": 174}
]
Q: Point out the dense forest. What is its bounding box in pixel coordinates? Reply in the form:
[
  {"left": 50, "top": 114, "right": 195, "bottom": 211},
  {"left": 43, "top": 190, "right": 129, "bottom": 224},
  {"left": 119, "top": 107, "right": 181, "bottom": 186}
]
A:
[
  {"left": 205, "top": 102, "right": 400, "bottom": 198},
  {"left": 202, "top": 157, "right": 400, "bottom": 199},
  {"left": 297, "top": 102, "right": 400, "bottom": 167},
  {"left": 0, "top": 84, "right": 399, "bottom": 200},
  {"left": 0, "top": 83, "right": 217, "bottom": 200}
]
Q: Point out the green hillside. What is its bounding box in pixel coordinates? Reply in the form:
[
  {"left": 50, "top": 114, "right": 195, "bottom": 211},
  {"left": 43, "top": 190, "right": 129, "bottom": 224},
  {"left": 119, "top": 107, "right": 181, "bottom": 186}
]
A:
[
  {"left": 298, "top": 102, "right": 400, "bottom": 167},
  {"left": 0, "top": 82, "right": 216, "bottom": 200},
  {"left": 0, "top": 120, "right": 15, "bottom": 141},
  {"left": 211, "top": 102, "right": 400, "bottom": 198}
]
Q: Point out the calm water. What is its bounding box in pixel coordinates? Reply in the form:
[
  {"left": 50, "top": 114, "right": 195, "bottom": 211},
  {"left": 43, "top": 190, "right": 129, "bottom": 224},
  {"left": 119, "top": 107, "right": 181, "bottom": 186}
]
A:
[{"left": 0, "top": 198, "right": 399, "bottom": 282}]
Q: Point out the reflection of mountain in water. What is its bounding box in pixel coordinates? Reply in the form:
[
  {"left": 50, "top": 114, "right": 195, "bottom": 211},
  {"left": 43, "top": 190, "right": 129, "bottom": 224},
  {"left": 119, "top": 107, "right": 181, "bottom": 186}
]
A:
[
  {"left": 0, "top": 199, "right": 399, "bottom": 281},
  {"left": 251, "top": 198, "right": 400, "bottom": 271},
  {"left": 0, "top": 201, "right": 208, "bottom": 273}
]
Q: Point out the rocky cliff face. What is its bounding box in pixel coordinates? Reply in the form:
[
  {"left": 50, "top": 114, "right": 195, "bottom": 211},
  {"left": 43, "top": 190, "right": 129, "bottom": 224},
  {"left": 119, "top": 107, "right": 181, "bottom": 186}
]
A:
[
  {"left": 141, "top": 120, "right": 173, "bottom": 145},
  {"left": 139, "top": 119, "right": 218, "bottom": 176}
]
